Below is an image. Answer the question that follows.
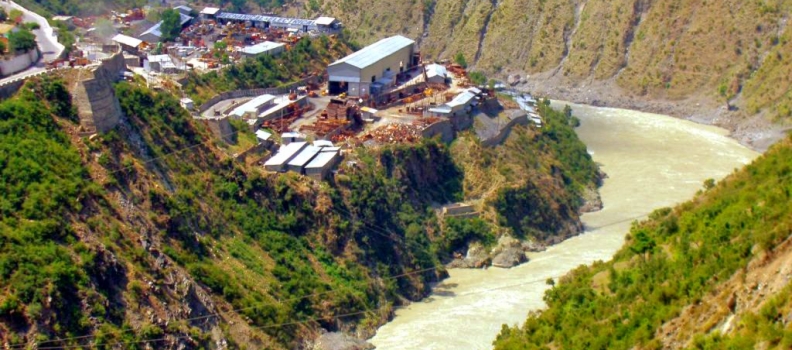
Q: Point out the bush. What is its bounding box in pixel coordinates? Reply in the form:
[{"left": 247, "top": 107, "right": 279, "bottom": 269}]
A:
[{"left": 9, "top": 28, "right": 37, "bottom": 53}]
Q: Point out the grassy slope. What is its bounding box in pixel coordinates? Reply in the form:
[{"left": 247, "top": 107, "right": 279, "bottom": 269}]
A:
[{"left": 492, "top": 135, "right": 792, "bottom": 349}]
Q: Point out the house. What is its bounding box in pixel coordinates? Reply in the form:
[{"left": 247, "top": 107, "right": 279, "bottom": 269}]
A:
[
  {"left": 314, "top": 16, "right": 339, "bottom": 32},
  {"left": 304, "top": 151, "right": 340, "bottom": 180},
  {"left": 264, "top": 142, "right": 308, "bottom": 172},
  {"left": 428, "top": 89, "right": 477, "bottom": 118},
  {"left": 228, "top": 94, "right": 276, "bottom": 119},
  {"left": 287, "top": 145, "right": 322, "bottom": 174},
  {"left": 139, "top": 12, "right": 193, "bottom": 43},
  {"left": 326, "top": 35, "right": 415, "bottom": 97},
  {"left": 112, "top": 34, "right": 143, "bottom": 54},
  {"left": 145, "top": 54, "right": 181, "bottom": 73},
  {"left": 425, "top": 63, "right": 448, "bottom": 84},
  {"left": 240, "top": 41, "right": 285, "bottom": 58}
]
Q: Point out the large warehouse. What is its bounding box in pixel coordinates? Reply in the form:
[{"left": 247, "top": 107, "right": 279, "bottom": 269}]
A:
[{"left": 327, "top": 35, "right": 417, "bottom": 97}]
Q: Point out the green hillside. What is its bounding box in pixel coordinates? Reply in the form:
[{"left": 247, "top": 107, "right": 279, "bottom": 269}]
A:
[{"left": 492, "top": 134, "right": 792, "bottom": 349}]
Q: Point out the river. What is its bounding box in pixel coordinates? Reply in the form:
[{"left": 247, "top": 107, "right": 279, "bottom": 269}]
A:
[{"left": 368, "top": 102, "right": 760, "bottom": 349}]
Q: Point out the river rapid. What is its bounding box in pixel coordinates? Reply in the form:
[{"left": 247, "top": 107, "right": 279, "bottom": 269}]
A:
[{"left": 369, "top": 102, "right": 760, "bottom": 349}]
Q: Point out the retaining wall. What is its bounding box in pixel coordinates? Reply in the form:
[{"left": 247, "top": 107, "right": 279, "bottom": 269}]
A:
[
  {"left": 480, "top": 111, "right": 529, "bottom": 147},
  {"left": 0, "top": 50, "right": 40, "bottom": 77},
  {"left": 196, "top": 75, "right": 318, "bottom": 114}
]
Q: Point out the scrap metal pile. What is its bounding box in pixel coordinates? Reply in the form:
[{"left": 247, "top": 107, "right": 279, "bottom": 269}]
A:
[
  {"left": 356, "top": 117, "right": 442, "bottom": 145},
  {"left": 300, "top": 99, "right": 355, "bottom": 137}
]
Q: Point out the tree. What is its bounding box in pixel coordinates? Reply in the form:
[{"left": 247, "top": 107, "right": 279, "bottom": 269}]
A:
[
  {"left": 9, "top": 28, "right": 37, "bottom": 53},
  {"left": 0, "top": 9, "right": 8, "bottom": 22},
  {"left": 454, "top": 52, "right": 468, "bottom": 68},
  {"left": 159, "top": 9, "right": 182, "bottom": 42},
  {"left": 0, "top": 40, "right": 6, "bottom": 54}
]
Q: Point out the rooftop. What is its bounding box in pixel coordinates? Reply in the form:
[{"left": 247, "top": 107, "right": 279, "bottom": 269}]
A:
[
  {"left": 265, "top": 142, "right": 307, "bottom": 167},
  {"left": 288, "top": 145, "right": 322, "bottom": 167},
  {"left": 52, "top": 15, "right": 73, "bottom": 21},
  {"left": 306, "top": 151, "right": 338, "bottom": 169},
  {"left": 140, "top": 12, "right": 192, "bottom": 39},
  {"left": 329, "top": 35, "right": 415, "bottom": 70},
  {"left": 313, "top": 140, "right": 334, "bottom": 148},
  {"left": 113, "top": 34, "right": 143, "bottom": 48},
  {"left": 314, "top": 16, "right": 336, "bottom": 26},
  {"left": 230, "top": 94, "right": 276, "bottom": 117},
  {"left": 201, "top": 7, "right": 221, "bottom": 15},
  {"left": 255, "top": 129, "right": 272, "bottom": 141},
  {"left": 240, "top": 41, "right": 285, "bottom": 55},
  {"left": 216, "top": 12, "right": 316, "bottom": 28},
  {"left": 147, "top": 54, "right": 174, "bottom": 63},
  {"left": 425, "top": 63, "right": 447, "bottom": 78},
  {"left": 447, "top": 91, "right": 476, "bottom": 108}
]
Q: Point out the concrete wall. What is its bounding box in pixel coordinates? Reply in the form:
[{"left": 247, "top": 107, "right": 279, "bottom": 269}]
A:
[
  {"left": 0, "top": 50, "right": 40, "bottom": 77},
  {"left": 203, "top": 116, "right": 234, "bottom": 144},
  {"left": 480, "top": 112, "right": 529, "bottom": 147},
  {"left": 73, "top": 50, "right": 126, "bottom": 133}
]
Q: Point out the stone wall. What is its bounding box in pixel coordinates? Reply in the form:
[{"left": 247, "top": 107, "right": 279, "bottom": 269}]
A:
[
  {"left": 421, "top": 118, "right": 455, "bottom": 143},
  {"left": 73, "top": 50, "right": 126, "bottom": 133},
  {"left": 203, "top": 116, "right": 234, "bottom": 144},
  {"left": 480, "top": 110, "right": 529, "bottom": 147}
]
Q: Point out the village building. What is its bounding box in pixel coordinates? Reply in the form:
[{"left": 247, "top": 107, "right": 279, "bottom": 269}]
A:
[
  {"left": 326, "top": 35, "right": 416, "bottom": 97},
  {"left": 264, "top": 142, "right": 308, "bottom": 172},
  {"left": 305, "top": 151, "right": 340, "bottom": 180},
  {"left": 112, "top": 34, "right": 143, "bottom": 54},
  {"left": 287, "top": 145, "right": 322, "bottom": 174},
  {"left": 425, "top": 63, "right": 448, "bottom": 84},
  {"left": 229, "top": 94, "right": 277, "bottom": 119},
  {"left": 240, "top": 41, "right": 285, "bottom": 58},
  {"left": 139, "top": 12, "right": 193, "bottom": 43}
]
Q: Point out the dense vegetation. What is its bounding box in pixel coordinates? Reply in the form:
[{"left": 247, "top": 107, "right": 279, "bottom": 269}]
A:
[
  {"left": 493, "top": 135, "right": 792, "bottom": 349},
  {"left": 184, "top": 35, "right": 352, "bottom": 106}
]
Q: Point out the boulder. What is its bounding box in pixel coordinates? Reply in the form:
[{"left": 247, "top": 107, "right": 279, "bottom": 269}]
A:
[
  {"left": 492, "top": 247, "right": 527, "bottom": 268},
  {"left": 507, "top": 74, "right": 521, "bottom": 86}
]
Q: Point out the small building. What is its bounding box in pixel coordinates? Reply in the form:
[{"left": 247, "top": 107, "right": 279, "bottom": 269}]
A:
[
  {"left": 281, "top": 131, "right": 306, "bottom": 145},
  {"left": 255, "top": 129, "right": 273, "bottom": 143},
  {"left": 425, "top": 63, "right": 448, "bottom": 84},
  {"left": 327, "top": 35, "right": 416, "bottom": 97},
  {"left": 229, "top": 94, "right": 276, "bottom": 119},
  {"left": 112, "top": 34, "right": 143, "bottom": 54},
  {"left": 139, "top": 12, "right": 193, "bottom": 43},
  {"left": 200, "top": 7, "right": 221, "bottom": 21},
  {"left": 428, "top": 90, "right": 476, "bottom": 118},
  {"left": 264, "top": 142, "right": 308, "bottom": 172},
  {"left": 314, "top": 16, "right": 339, "bottom": 32},
  {"left": 441, "top": 203, "right": 478, "bottom": 218},
  {"left": 145, "top": 54, "right": 181, "bottom": 73},
  {"left": 240, "top": 41, "right": 286, "bottom": 58},
  {"left": 305, "top": 150, "right": 340, "bottom": 180},
  {"left": 360, "top": 106, "right": 379, "bottom": 121},
  {"left": 287, "top": 145, "right": 322, "bottom": 174},
  {"left": 123, "top": 53, "right": 142, "bottom": 67},
  {"left": 179, "top": 97, "right": 195, "bottom": 110}
]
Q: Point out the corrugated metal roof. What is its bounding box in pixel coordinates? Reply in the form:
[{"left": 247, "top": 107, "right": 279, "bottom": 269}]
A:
[
  {"left": 447, "top": 91, "right": 476, "bottom": 108},
  {"left": 305, "top": 151, "right": 338, "bottom": 169},
  {"left": 313, "top": 140, "right": 334, "bottom": 147},
  {"left": 425, "top": 64, "right": 447, "bottom": 78},
  {"left": 255, "top": 129, "right": 272, "bottom": 141},
  {"left": 288, "top": 145, "right": 322, "bottom": 167},
  {"left": 330, "top": 35, "right": 415, "bottom": 70},
  {"left": 230, "top": 94, "right": 276, "bottom": 117},
  {"left": 112, "top": 34, "right": 142, "bottom": 48},
  {"left": 265, "top": 142, "right": 307, "bottom": 167},
  {"left": 240, "top": 41, "right": 285, "bottom": 55},
  {"left": 216, "top": 12, "right": 316, "bottom": 27}
]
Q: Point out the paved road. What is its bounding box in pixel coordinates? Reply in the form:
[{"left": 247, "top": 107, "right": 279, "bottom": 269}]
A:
[{"left": 0, "top": 0, "right": 64, "bottom": 84}]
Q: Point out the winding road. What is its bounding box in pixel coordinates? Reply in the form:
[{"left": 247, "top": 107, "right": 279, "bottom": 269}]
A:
[{"left": 0, "top": 0, "right": 64, "bottom": 84}]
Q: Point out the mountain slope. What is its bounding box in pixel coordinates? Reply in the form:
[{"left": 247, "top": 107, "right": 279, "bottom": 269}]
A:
[
  {"left": 492, "top": 134, "right": 792, "bottom": 349},
  {"left": 296, "top": 0, "right": 792, "bottom": 145}
]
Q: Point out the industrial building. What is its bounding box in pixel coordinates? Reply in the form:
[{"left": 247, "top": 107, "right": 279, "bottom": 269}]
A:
[
  {"left": 240, "top": 41, "right": 286, "bottom": 58},
  {"left": 229, "top": 94, "right": 277, "bottom": 119},
  {"left": 214, "top": 12, "right": 339, "bottom": 33},
  {"left": 327, "top": 35, "right": 417, "bottom": 97},
  {"left": 287, "top": 145, "right": 322, "bottom": 174},
  {"left": 427, "top": 89, "right": 478, "bottom": 117},
  {"left": 264, "top": 142, "right": 308, "bottom": 172},
  {"left": 305, "top": 151, "right": 340, "bottom": 180}
]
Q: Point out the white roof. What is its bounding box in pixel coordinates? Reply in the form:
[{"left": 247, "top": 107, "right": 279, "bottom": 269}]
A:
[
  {"left": 113, "top": 34, "right": 143, "bottom": 48},
  {"left": 313, "top": 140, "right": 334, "bottom": 147},
  {"left": 447, "top": 91, "right": 476, "bottom": 108},
  {"left": 320, "top": 146, "right": 341, "bottom": 152},
  {"left": 425, "top": 64, "right": 447, "bottom": 79},
  {"left": 428, "top": 105, "right": 452, "bottom": 114},
  {"left": 230, "top": 94, "right": 276, "bottom": 117},
  {"left": 140, "top": 13, "right": 192, "bottom": 39},
  {"left": 52, "top": 15, "right": 73, "bottom": 21},
  {"left": 147, "top": 54, "right": 173, "bottom": 63},
  {"left": 255, "top": 129, "right": 272, "bottom": 141},
  {"left": 330, "top": 35, "right": 414, "bottom": 70},
  {"left": 180, "top": 97, "right": 193, "bottom": 103},
  {"left": 201, "top": 7, "right": 220, "bottom": 15},
  {"left": 306, "top": 151, "right": 338, "bottom": 169},
  {"left": 288, "top": 145, "right": 322, "bottom": 167},
  {"left": 282, "top": 132, "right": 305, "bottom": 139},
  {"left": 265, "top": 142, "right": 307, "bottom": 167},
  {"left": 467, "top": 87, "right": 482, "bottom": 95},
  {"left": 360, "top": 106, "right": 379, "bottom": 114},
  {"left": 240, "top": 41, "right": 285, "bottom": 55},
  {"left": 315, "top": 16, "right": 336, "bottom": 26}
]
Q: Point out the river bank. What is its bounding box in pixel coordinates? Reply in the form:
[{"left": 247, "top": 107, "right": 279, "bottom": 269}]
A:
[
  {"left": 368, "top": 102, "right": 758, "bottom": 349},
  {"left": 515, "top": 73, "right": 787, "bottom": 152}
]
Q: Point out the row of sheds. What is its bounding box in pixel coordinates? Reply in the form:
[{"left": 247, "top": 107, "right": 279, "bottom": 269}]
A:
[{"left": 260, "top": 132, "right": 341, "bottom": 180}]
